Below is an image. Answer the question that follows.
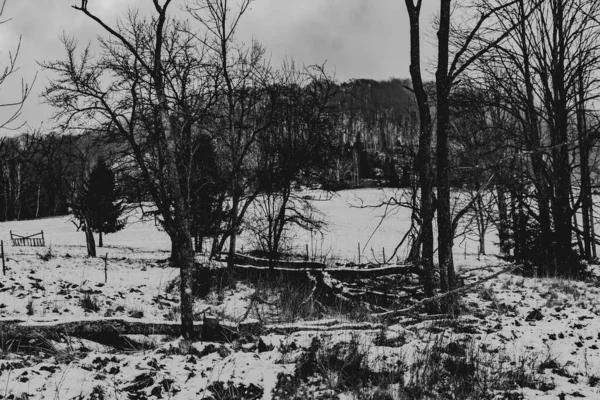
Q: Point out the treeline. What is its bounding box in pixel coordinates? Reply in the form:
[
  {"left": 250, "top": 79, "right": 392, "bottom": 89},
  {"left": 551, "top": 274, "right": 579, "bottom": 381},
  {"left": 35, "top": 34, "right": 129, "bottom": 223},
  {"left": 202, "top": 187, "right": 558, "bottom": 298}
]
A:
[
  {"left": 337, "top": 78, "right": 416, "bottom": 153},
  {"left": 0, "top": 77, "right": 418, "bottom": 223},
  {"left": 0, "top": 132, "right": 111, "bottom": 222}
]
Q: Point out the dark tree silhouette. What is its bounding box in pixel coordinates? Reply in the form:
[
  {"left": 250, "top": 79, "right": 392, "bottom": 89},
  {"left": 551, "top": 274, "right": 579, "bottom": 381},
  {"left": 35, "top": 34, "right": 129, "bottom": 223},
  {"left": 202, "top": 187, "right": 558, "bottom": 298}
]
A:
[
  {"left": 187, "top": 134, "right": 221, "bottom": 254},
  {"left": 86, "top": 158, "right": 125, "bottom": 248},
  {"left": 71, "top": 158, "right": 125, "bottom": 256}
]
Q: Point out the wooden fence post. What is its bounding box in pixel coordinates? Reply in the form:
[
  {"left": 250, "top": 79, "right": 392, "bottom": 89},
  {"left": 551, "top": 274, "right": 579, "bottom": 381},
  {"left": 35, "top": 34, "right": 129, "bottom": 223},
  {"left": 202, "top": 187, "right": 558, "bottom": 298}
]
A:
[
  {"left": 1, "top": 240, "right": 5, "bottom": 276},
  {"left": 358, "top": 242, "right": 361, "bottom": 264},
  {"left": 104, "top": 253, "right": 108, "bottom": 283}
]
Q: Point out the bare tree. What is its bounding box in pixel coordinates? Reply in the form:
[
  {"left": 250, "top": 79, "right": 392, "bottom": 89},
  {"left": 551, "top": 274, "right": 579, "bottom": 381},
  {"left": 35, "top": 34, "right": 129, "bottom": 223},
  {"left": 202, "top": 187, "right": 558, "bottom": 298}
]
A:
[
  {"left": 404, "top": 0, "right": 436, "bottom": 298},
  {"left": 187, "top": 0, "right": 277, "bottom": 269},
  {"left": 249, "top": 63, "right": 337, "bottom": 262},
  {"left": 42, "top": 2, "right": 212, "bottom": 339},
  {"left": 0, "top": 0, "right": 35, "bottom": 131}
]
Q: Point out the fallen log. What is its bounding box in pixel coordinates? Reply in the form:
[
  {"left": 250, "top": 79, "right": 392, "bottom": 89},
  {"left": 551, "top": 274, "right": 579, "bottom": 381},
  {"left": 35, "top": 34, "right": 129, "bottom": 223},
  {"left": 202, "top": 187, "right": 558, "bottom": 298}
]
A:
[
  {"left": 267, "top": 321, "right": 384, "bottom": 334},
  {"left": 1, "top": 316, "right": 385, "bottom": 348},
  {"left": 0, "top": 316, "right": 262, "bottom": 344},
  {"left": 326, "top": 264, "right": 419, "bottom": 279},
  {"left": 229, "top": 253, "right": 326, "bottom": 269},
  {"left": 229, "top": 254, "right": 417, "bottom": 279},
  {"left": 231, "top": 264, "right": 315, "bottom": 281}
]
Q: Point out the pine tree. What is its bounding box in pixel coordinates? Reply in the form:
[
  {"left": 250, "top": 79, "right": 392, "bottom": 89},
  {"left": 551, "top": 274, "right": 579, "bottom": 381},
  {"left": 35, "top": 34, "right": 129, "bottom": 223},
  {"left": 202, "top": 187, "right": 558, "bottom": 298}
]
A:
[
  {"left": 71, "top": 158, "right": 125, "bottom": 256},
  {"left": 87, "top": 158, "right": 125, "bottom": 248}
]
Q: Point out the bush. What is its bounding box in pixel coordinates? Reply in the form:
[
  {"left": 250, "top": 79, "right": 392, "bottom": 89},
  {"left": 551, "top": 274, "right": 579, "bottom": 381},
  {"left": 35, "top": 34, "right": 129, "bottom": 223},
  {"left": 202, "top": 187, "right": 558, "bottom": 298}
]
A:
[
  {"left": 80, "top": 293, "right": 101, "bottom": 312},
  {"left": 507, "top": 218, "right": 585, "bottom": 278},
  {"left": 294, "top": 335, "right": 372, "bottom": 391}
]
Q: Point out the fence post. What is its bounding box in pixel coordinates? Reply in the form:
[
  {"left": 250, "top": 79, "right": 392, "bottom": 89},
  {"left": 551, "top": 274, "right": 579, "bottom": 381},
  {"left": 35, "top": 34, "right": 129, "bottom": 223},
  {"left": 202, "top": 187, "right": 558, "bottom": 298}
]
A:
[
  {"left": 104, "top": 253, "right": 108, "bottom": 283},
  {"left": 306, "top": 243, "right": 309, "bottom": 261},
  {"left": 1, "top": 240, "right": 5, "bottom": 276},
  {"left": 41, "top": 230, "right": 45, "bottom": 246},
  {"left": 358, "top": 242, "right": 361, "bottom": 265}
]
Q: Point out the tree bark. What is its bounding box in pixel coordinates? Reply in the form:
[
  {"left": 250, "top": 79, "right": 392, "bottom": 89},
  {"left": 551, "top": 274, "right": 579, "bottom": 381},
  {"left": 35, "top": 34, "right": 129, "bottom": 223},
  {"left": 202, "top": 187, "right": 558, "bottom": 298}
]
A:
[
  {"left": 477, "top": 196, "right": 486, "bottom": 255},
  {"left": 227, "top": 191, "right": 240, "bottom": 271},
  {"left": 549, "top": 0, "right": 573, "bottom": 276},
  {"left": 436, "top": 0, "right": 454, "bottom": 291},
  {"left": 405, "top": 0, "right": 436, "bottom": 298},
  {"left": 577, "top": 66, "right": 592, "bottom": 261},
  {"left": 496, "top": 185, "right": 510, "bottom": 256},
  {"left": 531, "top": 154, "right": 553, "bottom": 268},
  {"left": 171, "top": 228, "right": 195, "bottom": 338},
  {"left": 85, "top": 221, "right": 97, "bottom": 258}
]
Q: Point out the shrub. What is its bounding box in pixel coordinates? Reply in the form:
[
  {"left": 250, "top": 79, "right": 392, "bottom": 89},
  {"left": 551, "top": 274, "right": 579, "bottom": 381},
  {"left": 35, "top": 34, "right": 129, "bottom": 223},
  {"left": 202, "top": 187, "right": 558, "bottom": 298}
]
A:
[{"left": 80, "top": 293, "right": 101, "bottom": 312}]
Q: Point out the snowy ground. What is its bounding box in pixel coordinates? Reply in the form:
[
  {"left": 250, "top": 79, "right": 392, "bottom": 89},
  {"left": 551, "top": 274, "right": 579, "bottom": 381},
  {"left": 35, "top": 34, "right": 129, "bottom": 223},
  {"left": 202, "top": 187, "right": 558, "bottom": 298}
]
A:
[{"left": 1, "top": 189, "right": 599, "bottom": 399}]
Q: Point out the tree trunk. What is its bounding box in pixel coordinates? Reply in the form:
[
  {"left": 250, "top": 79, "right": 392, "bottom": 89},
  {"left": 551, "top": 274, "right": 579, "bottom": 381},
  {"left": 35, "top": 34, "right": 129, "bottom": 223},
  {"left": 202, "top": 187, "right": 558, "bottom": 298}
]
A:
[
  {"left": 85, "top": 222, "right": 97, "bottom": 258},
  {"left": 531, "top": 154, "right": 553, "bottom": 268},
  {"left": 571, "top": 187, "right": 584, "bottom": 256},
  {"left": 405, "top": 0, "right": 435, "bottom": 298},
  {"left": 517, "top": 0, "right": 554, "bottom": 270},
  {"left": 577, "top": 67, "right": 592, "bottom": 261},
  {"left": 550, "top": 0, "right": 573, "bottom": 276},
  {"left": 227, "top": 192, "right": 240, "bottom": 270},
  {"left": 171, "top": 229, "right": 195, "bottom": 339},
  {"left": 511, "top": 189, "right": 525, "bottom": 260},
  {"left": 35, "top": 183, "right": 41, "bottom": 219},
  {"left": 99, "top": 231, "right": 103, "bottom": 248},
  {"left": 436, "top": 0, "right": 454, "bottom": 291},
  {"left": 477, "top": 196, "right": 486, "bottom": 255},
  {"left": 496, "top": 185, "right": 510, "bottom": 256},
  {"left": 591, "top": 203, "right": 597, "bottom": 259}
]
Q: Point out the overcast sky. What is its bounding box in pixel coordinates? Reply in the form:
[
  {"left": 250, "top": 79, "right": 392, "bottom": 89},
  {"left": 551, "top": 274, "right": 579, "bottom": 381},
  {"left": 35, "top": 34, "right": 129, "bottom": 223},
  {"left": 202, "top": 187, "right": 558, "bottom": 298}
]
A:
[{"left": 0, "top": 0, "right": 438, "bottom": 133}]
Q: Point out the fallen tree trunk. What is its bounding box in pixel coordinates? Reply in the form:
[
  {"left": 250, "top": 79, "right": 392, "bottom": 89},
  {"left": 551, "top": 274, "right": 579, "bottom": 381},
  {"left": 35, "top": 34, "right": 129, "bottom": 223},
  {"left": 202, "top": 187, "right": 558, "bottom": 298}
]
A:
[
  {"left": 0, "top": 316, "right": 385, "bottom": 347},
  {"left": 268, "top": 321, "right": 385, "bottom": 334},
  {"left": 230, "top": 263, "right": 417, "bottom": 280},
  {"left": 226, "top": 253, "right": 417, "bottom": 278},
  {"left": 229, "top": 253, "right": 326, "bottom": 269},
  {"left": 0, "top": 316, "right": 261, "bottom": 343},
  {"left": 325, "top": 265, "right": 419, "bottom": 279}
]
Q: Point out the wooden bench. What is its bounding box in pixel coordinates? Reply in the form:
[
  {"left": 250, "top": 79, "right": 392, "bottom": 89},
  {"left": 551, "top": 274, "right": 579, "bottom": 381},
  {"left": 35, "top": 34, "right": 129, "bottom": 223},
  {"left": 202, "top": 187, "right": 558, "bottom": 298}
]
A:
[{"left": 10, "top": 231, "right": 45, "bottom": 247}]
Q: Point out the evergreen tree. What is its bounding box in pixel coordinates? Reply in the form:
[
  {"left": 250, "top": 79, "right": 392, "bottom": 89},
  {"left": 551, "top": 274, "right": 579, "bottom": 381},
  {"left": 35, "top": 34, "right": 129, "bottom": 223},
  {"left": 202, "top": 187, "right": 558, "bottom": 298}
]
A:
[
  {"left": 87, "top": 158, "right": 125, "bottom": 248},
  {"left": 72, "top": 158, "right": 125, "bottom": 256}
]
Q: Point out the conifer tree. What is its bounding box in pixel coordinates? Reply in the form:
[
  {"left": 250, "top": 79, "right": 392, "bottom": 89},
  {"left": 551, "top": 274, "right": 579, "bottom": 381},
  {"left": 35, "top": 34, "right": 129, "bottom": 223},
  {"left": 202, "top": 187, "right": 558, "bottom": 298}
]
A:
[
  {"left": 87, "top": 158, "right": 125, "bottom": 248},
  {"left": 72, "top": 158, "right": 125, "bottom": 256}
]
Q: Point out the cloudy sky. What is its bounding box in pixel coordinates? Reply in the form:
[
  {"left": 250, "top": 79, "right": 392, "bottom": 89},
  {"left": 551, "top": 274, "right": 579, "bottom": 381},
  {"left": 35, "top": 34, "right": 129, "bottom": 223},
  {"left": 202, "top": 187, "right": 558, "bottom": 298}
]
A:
[{"left": 0, "top": 0, "right": 438, "bottom": 133}]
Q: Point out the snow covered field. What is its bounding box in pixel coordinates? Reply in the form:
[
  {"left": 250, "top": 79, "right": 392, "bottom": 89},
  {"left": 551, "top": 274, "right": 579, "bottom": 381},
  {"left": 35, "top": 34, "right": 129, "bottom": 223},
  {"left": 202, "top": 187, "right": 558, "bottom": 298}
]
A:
[{"left": 1, "top": 188, "right": 599, "bottom": 399}]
